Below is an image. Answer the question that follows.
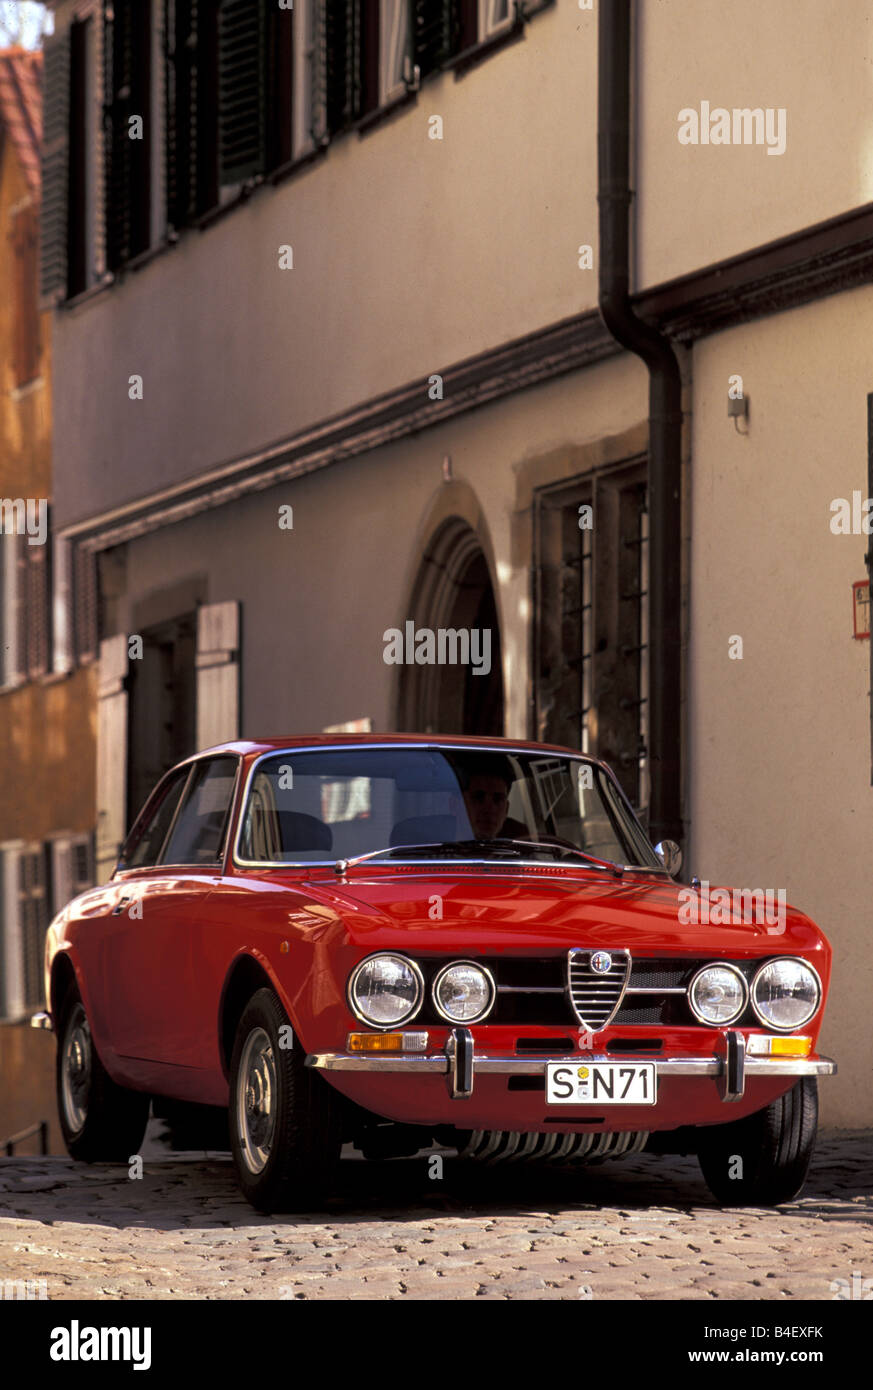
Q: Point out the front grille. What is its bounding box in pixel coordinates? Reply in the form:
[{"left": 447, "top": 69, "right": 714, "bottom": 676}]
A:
[
  {"left": 568, "top": 948, "right": 631, "bottom": 1028},
  {"left": 411, "top": 953, "right": 760, "bottom": 1028}
]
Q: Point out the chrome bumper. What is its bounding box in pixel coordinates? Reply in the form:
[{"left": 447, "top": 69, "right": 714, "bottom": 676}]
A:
[
  {"left": 306, "top": 1028, "right": 837, "bottom": 1103},
  {"left": 30, "top": 1012, "right": 52, "bottom": 1032}
]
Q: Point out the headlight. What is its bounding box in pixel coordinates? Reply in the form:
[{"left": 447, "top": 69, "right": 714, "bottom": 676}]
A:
[
  {"left": 432, "top": 961, "right": 495, "bottom": 1023},
  {"left": 688, "top": 962, "right": 748, "bottom": 1025},
  {"left": 348, "top": 954, "right": 424, "bottom": 1027},
  {"left": 751, "top": 958, "right": 821, "bottom": 1030}
]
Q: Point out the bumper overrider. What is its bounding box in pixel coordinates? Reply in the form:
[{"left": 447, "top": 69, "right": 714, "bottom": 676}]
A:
[{"left": 306, "top": 1028, "right": 836, "bottom": 1103}]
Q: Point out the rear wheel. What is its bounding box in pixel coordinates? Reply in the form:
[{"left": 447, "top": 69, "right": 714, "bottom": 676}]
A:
[
  {"left": 56, "top": 987, "right": 150, "bottom": 1162},
  {"left": 229, "top": 988, "right": 342, "bottom": 1213},
  {"left": 696, "top": 1078, "right": 818, "bottom": 1205}
]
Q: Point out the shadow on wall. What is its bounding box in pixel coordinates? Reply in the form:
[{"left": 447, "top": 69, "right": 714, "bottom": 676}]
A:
[{"left": 0, "top": 1024, "right": 63, "bottom": 1155}]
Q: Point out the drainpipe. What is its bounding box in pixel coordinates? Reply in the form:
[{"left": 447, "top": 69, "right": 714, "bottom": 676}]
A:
[{"left": 597, "top": 0, "right": 683, "bottom": 846}]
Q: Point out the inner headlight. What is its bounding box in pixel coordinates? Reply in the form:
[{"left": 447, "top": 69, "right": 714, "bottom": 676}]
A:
[
  {"left": 688, "top": 962, "right": 748, "bottom": 1025},
  {"left": 751, "top": 958, "right": 821, "bottom": 1030},
  {"left": 432, "top": 961, "right": 495, "bottom": 1023},
  {"left": 348, "top": 954, "right": 423, "bottom": 1027}
]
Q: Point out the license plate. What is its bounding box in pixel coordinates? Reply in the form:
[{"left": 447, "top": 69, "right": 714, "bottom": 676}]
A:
[{"left": 546, "top": 1061, "right": 657, "bottom": 1105}]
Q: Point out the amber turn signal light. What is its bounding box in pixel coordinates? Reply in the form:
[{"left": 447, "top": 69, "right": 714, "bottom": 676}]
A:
[{"left": 347, "top": 1032, "right": 429, "bottom": 1053}]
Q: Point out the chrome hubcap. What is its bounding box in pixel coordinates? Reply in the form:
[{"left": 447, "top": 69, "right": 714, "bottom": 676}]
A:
[
  {"left": 237, "top": 1027, "right": 277, "bottom": 1175},
  {"left": 61, "top": 1004, "right": 91, "bottom": 1134}
]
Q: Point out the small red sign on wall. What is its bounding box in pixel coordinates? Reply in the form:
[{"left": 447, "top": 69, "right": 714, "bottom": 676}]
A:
[{"left": 853, "top": 580, "right": 870, "bottom": 639}]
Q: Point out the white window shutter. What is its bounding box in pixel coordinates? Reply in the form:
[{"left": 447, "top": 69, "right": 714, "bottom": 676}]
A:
[
  {"left": 51, "top": 837, "right": 73, "bottom": 916},
  {"left": 196, "top": 601, "right": 240, "bottom": 751},
  {"left": 0, "top": 844, "right": 24, "bottom": 1021},
  {"left": 1, "top": 535, "right": 25, "bottom": 687},
  {"left": 52, "top": 535, "right": 74, "bottom": 674},
  {"left": 96, "top": 633, "right": 129, "bottom": 882}
]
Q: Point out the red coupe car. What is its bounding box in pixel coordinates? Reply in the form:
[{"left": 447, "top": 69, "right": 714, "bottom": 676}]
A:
[{"left": 33, "top": 735, "right": 836, "bottom": 1212}]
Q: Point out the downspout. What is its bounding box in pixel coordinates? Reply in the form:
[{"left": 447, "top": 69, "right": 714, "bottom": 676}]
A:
[{"left": 597, "top": 0, "right": 683, "bottom": 845}]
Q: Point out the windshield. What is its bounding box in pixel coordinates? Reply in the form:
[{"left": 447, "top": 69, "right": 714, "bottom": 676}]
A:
[{"left": 236, "top": 746, "right": 661, "bottom": 870}]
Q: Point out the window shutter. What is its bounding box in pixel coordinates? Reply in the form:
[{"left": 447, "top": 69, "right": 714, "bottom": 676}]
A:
[
  {"left": 310, "top": 0, "right": 329, "bottom": 144},
  {"left": 1, "top": 535, "right": 25, "bottom": 687},
  {"left": 73, "top": 545, "right": 98, "bottom": 662},
  {"left": 105, "top": 0, "right": 152, "bottom": 268},
  {"left": 11, "top": 205, "right": 40, "bottom": 386},
  {"left": 39, "top": 32, "right": 71, "bottom": 302},
  {"left": 166, "top": 0, "right": 218, "bottom": 227},
  {"left": 413, "top": 0, "right": 457, "bottom": 79},
  {"left": 196, "top": 600, "right": 240, "bottom": 750},
  {"left": 219, "top": 0, "right": 268, "bottom": 184},
  {"left": 325, "top": 0, "right": 361, "bottom": 134},
  {"left": 96, "top": 633, "right": 129, "bottom": 881},
  {"left": 52, "top": 535, "right": 74, "bottom": 674},
  {"left": 15, "top": 533, "right": 28, "bottom": 683},
  {"left": 25, "top": 536, "right": 51, "bottom": 679},
  {"left": 19, "top": 846, "right": 49, "bottom": 1010},
  {"left": 0, "top": 846, "right": 25, "bottom": 1020}
]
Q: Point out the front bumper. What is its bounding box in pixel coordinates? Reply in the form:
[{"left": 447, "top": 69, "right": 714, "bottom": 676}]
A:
[{"left": 306, "top": 1028, "right": 836, "bottom": 1104}]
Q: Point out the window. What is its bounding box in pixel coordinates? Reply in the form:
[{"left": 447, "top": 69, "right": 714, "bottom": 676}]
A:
[
  {"left": 10, "top": 202, "right": 40, "bottom": 386},
  {"left": 121, "top": 766, "right": 190, "bottom": 869},
  {"left": 380, "top": 0, "right": 412, "bottom": 104},
  {"left": 104, "top": 0, "right": 153, "bottom": 268},
  {"left": 165, "top": 0, "right": 220, "bottom": 227},
  {"left": 533, "top": 460, "right": 650, "bottom": 817},
  {"left": 50, "top": 834, "right": 95, "bottom": 915},
  {"left": 0, "top": 519, "right": 53, "bottom": 686},
  {"left": 161, "top": 756, "right": 237, "bottom": 864}
]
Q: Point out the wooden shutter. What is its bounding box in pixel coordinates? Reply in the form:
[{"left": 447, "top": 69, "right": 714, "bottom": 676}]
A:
[
  {"left": 165, "top": 0, "right": 219, "bottom": 227},
  {"left": 11, "top": 205, "right": 40, "bottom": 386},
  {"left": 105, "top": 0, "right": 152, "bottom": 268},
  {"left": 1, "top": 534, "right": 25, "bottom": 687},
  {"left": 0, "top": 847, "right": 24, "bottom": 1020},
  {"left": 39, "top": 31, "right": 71, "bottom": 302},
  {"left": 52, "top": 536, "right": 73, "bottom": 674},
  {"left": 73, "top": 545, "right": 98, "bottom": 662},
  {"left": 96, "top": 633, "right": 129, "bottom": 881},
  {"left": 219, "top": 0, "right": 268, "bottom": 183},
  {"left": 24, "top": 535, "right": 51, "bottom": 679},
  {"left": 412, "top": 0, "right": 457, "bottom": 78},
  {"left": 19, "top": 845, "right": 49, "bottom": 1009},
  {"left": 196, "top": 600, "right": 240, "bottom": 750},
  {"left": 325, "top": 0, "right": 361, "bottom": 134}
]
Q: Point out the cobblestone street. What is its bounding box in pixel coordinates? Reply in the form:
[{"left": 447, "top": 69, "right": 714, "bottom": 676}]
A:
[{"left": 0, "top": 1130, "right": 870, "bottom": 1301}]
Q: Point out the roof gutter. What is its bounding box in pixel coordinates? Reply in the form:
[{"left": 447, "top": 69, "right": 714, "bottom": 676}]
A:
[{"left": 597, "top": 0, "right": 683, "bottom": 845}]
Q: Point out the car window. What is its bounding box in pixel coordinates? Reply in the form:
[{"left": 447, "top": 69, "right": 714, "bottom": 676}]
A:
[
  {"left": 160, "top": 757, "right": 238, "bottom": 866},
  {"left": 123, "top": 768, "right": 191, "bottom": 869}
]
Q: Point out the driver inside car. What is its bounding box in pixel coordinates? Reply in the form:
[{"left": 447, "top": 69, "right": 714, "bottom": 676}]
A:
[{"left": 451, "top": 758, "right": 530, "bottom": 841}]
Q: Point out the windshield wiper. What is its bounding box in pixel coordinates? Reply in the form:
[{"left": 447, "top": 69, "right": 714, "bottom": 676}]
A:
[{"left": 334, "top": 839, "right": 624, "bottom": 877}]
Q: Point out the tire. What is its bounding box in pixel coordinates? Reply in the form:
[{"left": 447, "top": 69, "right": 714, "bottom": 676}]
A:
[
  {"left": 696, "top": 1077, "right": 818, "bottom": 1205},
  {"left": 228, "top": 987, "right": 342, "bottom": 1213},
  {"left": 56, "top": 986, "right": 150, "bottom": 1162}
]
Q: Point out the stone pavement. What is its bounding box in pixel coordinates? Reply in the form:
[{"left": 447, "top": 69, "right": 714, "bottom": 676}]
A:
[{"left": 0, "top": 1130, "right": 870, "bottom": 1300}]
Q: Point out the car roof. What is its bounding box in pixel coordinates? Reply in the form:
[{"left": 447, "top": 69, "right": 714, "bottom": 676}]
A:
[{"left": 194, "top": 733, "right": 603, "bottom": 764}]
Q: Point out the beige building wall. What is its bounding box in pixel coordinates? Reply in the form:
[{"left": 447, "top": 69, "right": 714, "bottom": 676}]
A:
[
  {"left": 52, "top": 0, "right": 601, "bottom": 527},
  {"left": 637, "top": 0, "right": 873, "bottom": 287},
  {"left": 688, "top": 286, "right": 873, "bottom": 1127}
]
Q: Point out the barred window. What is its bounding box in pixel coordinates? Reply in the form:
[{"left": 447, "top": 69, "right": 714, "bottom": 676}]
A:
[{"left": 533, "top": 459, "right": 650, "bottom": 818}]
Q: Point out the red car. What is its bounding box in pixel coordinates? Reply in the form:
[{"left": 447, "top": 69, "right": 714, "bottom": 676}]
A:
[{"left": 33, "top": 735, "right": 836, "bottom": 1212}]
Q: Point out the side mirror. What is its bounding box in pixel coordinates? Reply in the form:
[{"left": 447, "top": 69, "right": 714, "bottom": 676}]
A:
[{"left": 654, "top": 839, "right": 682, "bottom": 876}]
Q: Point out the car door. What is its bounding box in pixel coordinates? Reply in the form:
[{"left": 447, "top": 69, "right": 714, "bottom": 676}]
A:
[{"left": 102, "top": 755, "right": 239, "bottom": 1072}]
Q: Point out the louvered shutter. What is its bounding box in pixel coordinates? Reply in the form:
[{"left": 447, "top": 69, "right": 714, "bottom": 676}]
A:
[
  {"left": 39, "top": 32, "right": 71, "bottom": 301},
  {"left": 19, "top": 846, "right": 49, "bottom": 1010},
  {"left": 104, "top": 0, "right": 134, "bottom": 268},
  {"left": 25, "top": 537, "right": 50, "bottom": 678},
  {"left": 14, "top": 534, "right": 28, "bottom": 682},
  {"left": 196, "top": 600, "right": 240, "bottom": 749},
  {"left": 219, "top": 0, "right": 268, "bottom": 183},
  {"left": 96, "top": 634, "right": 129, "bottom": 881},
  {"left": 325, "top": 0, "right": 360, "bottom": 134},
  {"left": 73, "top": 545, "right": 98, "bottom": 662},
  {"left": 0, "top": 847, "right": 24, "bottom": 1020},
  {"left": 166, "top": 0, "right": 218, "bottom": 226}
]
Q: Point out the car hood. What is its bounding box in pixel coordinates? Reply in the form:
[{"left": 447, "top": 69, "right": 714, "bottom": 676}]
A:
[{"left": 299, "top": 867, "right": 826, "bottom": 956}]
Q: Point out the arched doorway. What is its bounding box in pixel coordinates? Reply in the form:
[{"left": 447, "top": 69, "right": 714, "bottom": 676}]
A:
[{"left": 397, "top": 517, "right": 505, "bottom": 736}]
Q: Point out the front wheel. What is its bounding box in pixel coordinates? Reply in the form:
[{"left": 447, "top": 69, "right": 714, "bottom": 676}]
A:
[
  {"left": 229, "top": 988, "right": 342, "bottom": 1213},
  {"left": 56, "top": 987, "right": 150, "bottom": 1162},
  {"left": 696, "top": 1077, "right": 818, "bottom": 1205}
]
